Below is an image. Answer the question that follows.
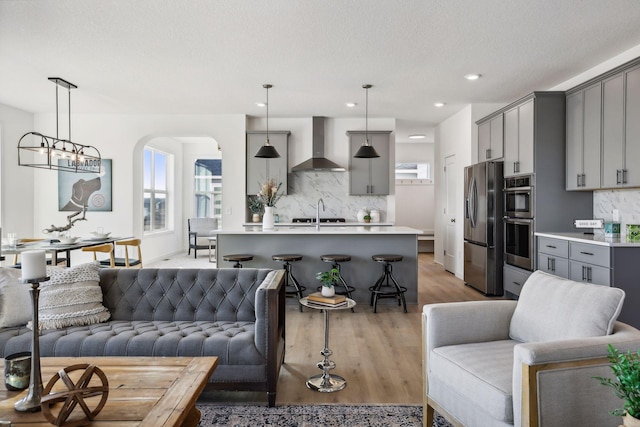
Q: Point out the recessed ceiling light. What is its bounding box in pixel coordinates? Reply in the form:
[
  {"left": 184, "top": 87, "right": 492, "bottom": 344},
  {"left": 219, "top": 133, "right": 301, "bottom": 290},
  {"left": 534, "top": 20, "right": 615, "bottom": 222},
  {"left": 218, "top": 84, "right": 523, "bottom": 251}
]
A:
[
  {"left": 464, "top": 74, "right": 481, "bottom": 81},
  {"left": 345, "top": 102, "right": 357, "bottom": 108},
  {"left": 434, "top": 102, "right": 445, "bottom": 107},
  {"left": 256, "top": 102, "right": 267, "bottom": 107},
  {"left": 409, "top": 134, "right": 426, "bottom": 139}
]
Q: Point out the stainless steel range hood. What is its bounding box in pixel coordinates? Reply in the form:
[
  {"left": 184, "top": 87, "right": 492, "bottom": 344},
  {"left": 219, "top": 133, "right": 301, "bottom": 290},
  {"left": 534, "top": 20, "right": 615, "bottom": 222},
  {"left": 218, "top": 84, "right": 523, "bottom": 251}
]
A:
[{"left": 291, "top": 117, "right": 346, "bottom": 172}]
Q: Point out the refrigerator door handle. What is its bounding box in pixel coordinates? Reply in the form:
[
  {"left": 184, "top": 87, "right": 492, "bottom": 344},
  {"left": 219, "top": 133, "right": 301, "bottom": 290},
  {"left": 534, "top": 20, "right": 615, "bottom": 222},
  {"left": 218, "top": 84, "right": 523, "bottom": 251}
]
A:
[{"left": 471, "top": 176, "right": 478, "bottom": 228}]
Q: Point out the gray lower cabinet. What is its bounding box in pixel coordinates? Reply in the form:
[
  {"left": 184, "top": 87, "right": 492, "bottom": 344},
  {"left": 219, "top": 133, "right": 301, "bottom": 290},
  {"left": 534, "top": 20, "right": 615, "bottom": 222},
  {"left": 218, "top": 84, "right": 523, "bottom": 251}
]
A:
[
  {"left": 503, "top": 264, "right": 532, "bottom": 297},
  {"left": 347, "top": 130, "right": 391, "bottom": 195},
  {"left": 536, "top": 235, "right": 640, "bottom": 328},
  {"left": 538, "top": 236, "right": 569, "bottom": 278},
  {"left": 246, "top": 131, "right": 290, "bottom": 196}
]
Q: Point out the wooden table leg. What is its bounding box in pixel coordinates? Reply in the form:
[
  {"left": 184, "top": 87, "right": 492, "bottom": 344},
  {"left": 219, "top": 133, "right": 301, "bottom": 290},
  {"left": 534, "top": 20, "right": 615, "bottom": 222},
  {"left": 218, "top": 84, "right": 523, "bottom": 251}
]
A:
[{"left": 181, "top": 406, "right": 201, "bottom": 427}]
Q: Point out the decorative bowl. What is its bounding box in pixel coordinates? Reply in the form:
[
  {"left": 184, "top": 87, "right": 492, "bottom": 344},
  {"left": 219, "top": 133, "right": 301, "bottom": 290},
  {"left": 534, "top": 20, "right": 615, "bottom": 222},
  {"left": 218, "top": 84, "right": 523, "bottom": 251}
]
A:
[
  {"left": 58, "top": 236, "right": 79, "bottom": 244},
  {"left": 90, "top": 232, "right": 111, "bottom": 239}
]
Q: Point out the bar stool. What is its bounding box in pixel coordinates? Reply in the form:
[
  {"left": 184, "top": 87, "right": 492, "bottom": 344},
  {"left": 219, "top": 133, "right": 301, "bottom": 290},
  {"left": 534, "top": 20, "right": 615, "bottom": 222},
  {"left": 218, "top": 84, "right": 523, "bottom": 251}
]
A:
[
  {"left": 369, "top": 254, "right": 407, "bottom": 313},
  {"left": 272, "top": 254, "right": 306, "bottom": 312},
  {"left": 319, "top": 254, "right": 356, "bottom": 306},
  {"left": 222, "top": 254, "right": 253, "bottom": 268}
]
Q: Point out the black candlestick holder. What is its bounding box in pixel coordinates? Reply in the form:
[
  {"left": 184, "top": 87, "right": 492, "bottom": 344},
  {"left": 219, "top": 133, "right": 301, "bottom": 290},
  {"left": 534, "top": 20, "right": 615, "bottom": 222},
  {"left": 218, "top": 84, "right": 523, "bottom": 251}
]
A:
[{"left": 14, "top": 276, "right": 49, "bottom": 412}]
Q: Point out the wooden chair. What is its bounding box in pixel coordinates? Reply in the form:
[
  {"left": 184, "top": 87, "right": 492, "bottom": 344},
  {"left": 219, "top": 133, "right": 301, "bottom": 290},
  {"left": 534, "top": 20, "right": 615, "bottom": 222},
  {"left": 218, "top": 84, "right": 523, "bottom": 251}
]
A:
[
  {"left": 112, "top": 238, "right": 143, "bottom": 268},
  {"left": 82, "top": 243, "right": 115, "bottom": 268},
  {"left": 12, "top": 238, "right": 67, "bottom": 267}
]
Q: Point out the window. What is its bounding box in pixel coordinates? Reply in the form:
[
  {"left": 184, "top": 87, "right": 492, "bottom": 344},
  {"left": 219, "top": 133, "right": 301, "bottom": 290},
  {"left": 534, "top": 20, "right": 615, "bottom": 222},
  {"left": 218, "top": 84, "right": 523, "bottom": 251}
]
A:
[
  {"left": 395, "top": 162, "right": 432, "bottom": 182},
  {"left": 194, "top": 158, "right": 222, "bottom": 225},
  {"left": 144, "top": 148, "right": 170, "bottom": 232}
]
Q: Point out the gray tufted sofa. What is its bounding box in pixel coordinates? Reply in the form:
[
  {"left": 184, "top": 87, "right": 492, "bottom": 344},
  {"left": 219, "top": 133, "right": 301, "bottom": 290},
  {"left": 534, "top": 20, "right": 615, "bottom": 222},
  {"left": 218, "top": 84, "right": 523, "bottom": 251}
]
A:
[{"left": 0, "top": 267, "right": 286, "bottom": 406}]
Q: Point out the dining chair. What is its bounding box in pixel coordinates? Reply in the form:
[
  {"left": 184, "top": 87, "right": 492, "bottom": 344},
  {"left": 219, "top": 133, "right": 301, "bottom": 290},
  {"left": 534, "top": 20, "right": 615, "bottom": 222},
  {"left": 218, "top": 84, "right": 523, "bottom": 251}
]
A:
[
  {"left": 81, "top": 243, "right": 115, "bottom": 268},
  {"left": 12, "top": 238, "right": 68, "bottom": 267},
  {"left": 111, "top": 238, "right": 143, "bottom": 268}
]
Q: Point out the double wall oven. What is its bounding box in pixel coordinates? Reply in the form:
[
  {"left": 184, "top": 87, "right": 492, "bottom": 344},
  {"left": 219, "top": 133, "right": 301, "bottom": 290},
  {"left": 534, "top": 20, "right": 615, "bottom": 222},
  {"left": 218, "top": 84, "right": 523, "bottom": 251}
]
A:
[{"left": 503, "top": 175, "right": 535, "bottom": 271}]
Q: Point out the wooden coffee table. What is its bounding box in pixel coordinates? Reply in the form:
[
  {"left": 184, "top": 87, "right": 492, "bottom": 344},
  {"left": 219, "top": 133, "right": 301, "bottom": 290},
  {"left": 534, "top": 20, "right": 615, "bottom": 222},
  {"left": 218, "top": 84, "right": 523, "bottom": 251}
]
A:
[{"left": 0, "top": 356, "right": 218, "bottom": 427}]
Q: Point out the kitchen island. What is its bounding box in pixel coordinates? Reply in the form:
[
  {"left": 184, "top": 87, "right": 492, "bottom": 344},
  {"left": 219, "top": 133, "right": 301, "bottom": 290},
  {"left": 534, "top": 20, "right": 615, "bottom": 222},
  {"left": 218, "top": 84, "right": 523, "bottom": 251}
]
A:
[{"left": 216, "top": 226, "right": 422, "bottom": 306}]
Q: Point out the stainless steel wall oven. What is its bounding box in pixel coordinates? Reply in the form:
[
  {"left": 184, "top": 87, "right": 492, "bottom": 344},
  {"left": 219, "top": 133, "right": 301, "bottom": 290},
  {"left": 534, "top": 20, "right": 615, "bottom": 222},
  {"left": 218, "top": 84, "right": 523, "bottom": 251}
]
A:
[
  {"left": 504, "top": 175, "right": 534, "bottom": 218},
  {"left": 504, "top": 174, "right": 535, "bottom": 271}
]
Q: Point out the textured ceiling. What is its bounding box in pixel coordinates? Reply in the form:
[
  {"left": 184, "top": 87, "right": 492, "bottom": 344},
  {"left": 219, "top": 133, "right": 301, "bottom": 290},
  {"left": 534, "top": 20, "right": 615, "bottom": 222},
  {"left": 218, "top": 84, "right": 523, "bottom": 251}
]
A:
[{"left": 2, "top": 0, "right": 640, "bottom": 142}]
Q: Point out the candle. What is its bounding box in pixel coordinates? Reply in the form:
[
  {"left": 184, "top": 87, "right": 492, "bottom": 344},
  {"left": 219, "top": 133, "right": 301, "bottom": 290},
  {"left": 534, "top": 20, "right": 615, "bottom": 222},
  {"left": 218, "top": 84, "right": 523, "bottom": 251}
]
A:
[{"left": 21, "top": 250, "right": 46, "bottom": 280}]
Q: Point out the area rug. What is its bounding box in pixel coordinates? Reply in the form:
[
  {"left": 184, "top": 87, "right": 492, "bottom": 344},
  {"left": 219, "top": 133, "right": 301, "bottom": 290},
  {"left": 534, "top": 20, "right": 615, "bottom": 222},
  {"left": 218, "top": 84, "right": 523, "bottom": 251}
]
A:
[{"left": 197, "top": 404, "right": 452, "bottom": 427}]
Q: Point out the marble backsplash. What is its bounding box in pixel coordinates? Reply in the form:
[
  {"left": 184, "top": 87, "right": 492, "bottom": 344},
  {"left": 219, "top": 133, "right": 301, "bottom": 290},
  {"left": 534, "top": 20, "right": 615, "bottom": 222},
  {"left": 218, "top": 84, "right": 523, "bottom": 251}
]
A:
[
  {"left": 267, "top": 171, "right": 387, "bottom": 222},
  {"left": 594, "top": 189, "right": 640, "bottom": 230}
]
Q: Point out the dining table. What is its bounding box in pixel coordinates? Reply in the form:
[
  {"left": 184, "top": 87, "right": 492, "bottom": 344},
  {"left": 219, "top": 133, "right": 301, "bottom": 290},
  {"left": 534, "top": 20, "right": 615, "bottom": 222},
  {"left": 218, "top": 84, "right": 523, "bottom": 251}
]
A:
[{"left": 2, "top": 236, "right": 131, "bottom": 267}]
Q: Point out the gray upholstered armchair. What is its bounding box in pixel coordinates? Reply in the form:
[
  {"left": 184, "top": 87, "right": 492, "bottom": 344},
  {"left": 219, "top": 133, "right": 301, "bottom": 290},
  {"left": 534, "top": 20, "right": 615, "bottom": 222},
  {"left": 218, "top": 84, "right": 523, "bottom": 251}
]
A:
[
  {"left": 188, "top": 217, "right": 218, "bottom": 259},
  {"left": 422, "top": 270, "right": 640, "bottom": 427}
]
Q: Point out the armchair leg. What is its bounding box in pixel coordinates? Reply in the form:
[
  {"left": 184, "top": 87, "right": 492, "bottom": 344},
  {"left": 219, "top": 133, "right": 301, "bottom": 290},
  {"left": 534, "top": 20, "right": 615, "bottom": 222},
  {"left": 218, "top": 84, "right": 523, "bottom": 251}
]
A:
[
  {"left": 267, "top": 392, "right": 276, "bottom": 407},
  {"left": 424, "top": 401, "right": 434, "bottom": 427}
]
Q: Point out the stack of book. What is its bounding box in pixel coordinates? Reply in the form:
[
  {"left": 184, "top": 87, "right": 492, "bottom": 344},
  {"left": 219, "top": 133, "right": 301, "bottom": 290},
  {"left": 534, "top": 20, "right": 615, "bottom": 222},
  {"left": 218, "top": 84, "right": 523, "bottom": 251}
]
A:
[{"left": 306, "top": 292, "right": 347, "bottom": 307}]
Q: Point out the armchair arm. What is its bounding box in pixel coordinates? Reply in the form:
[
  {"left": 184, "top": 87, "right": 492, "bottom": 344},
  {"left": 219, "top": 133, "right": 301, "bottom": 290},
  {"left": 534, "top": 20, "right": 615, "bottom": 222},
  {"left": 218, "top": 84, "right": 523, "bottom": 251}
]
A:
[{"left": 514, "top": 322, "right": 640, "bottom": 427}]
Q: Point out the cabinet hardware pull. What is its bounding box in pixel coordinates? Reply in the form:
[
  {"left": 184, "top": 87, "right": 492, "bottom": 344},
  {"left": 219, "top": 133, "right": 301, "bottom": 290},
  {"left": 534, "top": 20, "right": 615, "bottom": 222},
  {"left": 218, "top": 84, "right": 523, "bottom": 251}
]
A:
[
  {"left": 577, "top": 174, "right": 581, "bottom": 187},
  {"left": 580, "top": 251, "right": 594, "bottom": 256},
  {"left": 623, "top": 169, "right": 628, "bottom": 184},
  {"left": 546, "top": 245, "right": 556, "bottom": 249},
  {"left": 616, "top": 169, "right": 622, "bottom": 185},
  {"left": 582, "top": 174, "right": 586, "bottom": 187},
  {"left": 587, "top": 266, "right": 592, "bottom": 282},
  {"left": 551, "top": 258, "right": 556, "bottom": 272},
  {"left": 486, "top": 148, "right": 491, "bottom": 159},
  {"left": 582, "top": 265, "right": 587, "bottom": 281},
  {"left": 513, "top": 281, "right": 521, "bottom": 286},
  {"left": 547, "top": 258, "right": 552, "bottom": 270}
]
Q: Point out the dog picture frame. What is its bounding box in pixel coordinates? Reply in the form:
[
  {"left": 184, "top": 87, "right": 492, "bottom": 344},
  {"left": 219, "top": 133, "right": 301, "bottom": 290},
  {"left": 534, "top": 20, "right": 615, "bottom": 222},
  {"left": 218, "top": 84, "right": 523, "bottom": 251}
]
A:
[{"left": 58, "top": 159, "right": 112, "bottom": 212}]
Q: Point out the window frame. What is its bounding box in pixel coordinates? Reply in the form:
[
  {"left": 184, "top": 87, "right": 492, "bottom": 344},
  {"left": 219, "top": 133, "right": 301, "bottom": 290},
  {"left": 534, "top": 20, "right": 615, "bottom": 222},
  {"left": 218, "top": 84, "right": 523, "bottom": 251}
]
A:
[{"left": 143, "top": 147, "right": 171, "bottom": 234}]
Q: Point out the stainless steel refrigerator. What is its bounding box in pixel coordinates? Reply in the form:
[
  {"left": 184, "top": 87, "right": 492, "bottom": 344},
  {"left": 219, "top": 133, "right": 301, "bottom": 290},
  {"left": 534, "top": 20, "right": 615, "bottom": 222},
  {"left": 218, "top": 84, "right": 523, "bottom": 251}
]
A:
[{"left": 464, "top": 161, "right": 504, "bottom": 295}]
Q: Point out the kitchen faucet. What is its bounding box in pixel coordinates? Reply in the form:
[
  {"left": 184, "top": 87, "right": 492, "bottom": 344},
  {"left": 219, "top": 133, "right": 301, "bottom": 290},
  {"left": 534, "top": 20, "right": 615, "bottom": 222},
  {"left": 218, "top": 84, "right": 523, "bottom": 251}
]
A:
[{"left": 316, "top": 198, "right": 325, "bottom": 231}]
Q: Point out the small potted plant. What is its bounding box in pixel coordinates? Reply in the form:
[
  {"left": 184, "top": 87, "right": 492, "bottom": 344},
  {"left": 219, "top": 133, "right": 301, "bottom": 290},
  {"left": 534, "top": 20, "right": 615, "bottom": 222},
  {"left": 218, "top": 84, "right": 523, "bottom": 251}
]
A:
[
  {"left": 363, "top": 214, "right": 372, "bottom": 223},
  {"left": 316, "top": 268, "right": 340, "bottom": 297},
  {"left": 594, "top": 344, "right": 640, "bottom": 426},
  {"left": 248, "top": 196, "right": 264, "bottom": 222}
]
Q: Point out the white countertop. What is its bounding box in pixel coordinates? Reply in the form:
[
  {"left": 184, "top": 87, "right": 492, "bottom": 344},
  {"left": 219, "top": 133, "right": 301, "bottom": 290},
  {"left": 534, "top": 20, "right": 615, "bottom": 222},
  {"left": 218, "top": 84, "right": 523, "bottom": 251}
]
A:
[
  {"left": 536, "top": 231, "right": 640, "bottom": 247},
  {"left": 242, "top": 222, "right": 394, "bottom": 227},
  {"left": 218, "top": 226, "right": 423, "bottom": 235}
]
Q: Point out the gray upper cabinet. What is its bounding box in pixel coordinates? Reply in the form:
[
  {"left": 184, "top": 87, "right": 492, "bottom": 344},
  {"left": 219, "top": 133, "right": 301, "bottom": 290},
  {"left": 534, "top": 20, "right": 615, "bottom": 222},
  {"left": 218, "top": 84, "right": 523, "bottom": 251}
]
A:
[
  {"left": 347, "top": 130, "right": 391, "bottom": 195},
  {"left": 566, "top": 82, "right": 602, "bottom": 190},
  {"left": 602, "top": 73, "right": 625, "bottom": 188},
  {"left": 567, "top": 58, "right": 640, "bottom": 190},
  {"left": 504, "top": 99, "right": 534, "bottom": 177},
  {"left": 246, "top": 131, "right": 290, "bottom": 196},
  {"left": 477, "top": 114, "right": 503, "bottom": 162}
]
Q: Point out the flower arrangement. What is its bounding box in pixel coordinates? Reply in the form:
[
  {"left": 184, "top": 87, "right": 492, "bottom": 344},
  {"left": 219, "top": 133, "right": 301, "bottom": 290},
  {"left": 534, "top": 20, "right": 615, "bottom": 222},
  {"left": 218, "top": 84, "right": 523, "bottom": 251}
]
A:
[
  {"left": 257, "top": 178, "right": 283, "bottom": 207},
  {"left": 248, "top": 196, "right": 264, "bottom": 214}
]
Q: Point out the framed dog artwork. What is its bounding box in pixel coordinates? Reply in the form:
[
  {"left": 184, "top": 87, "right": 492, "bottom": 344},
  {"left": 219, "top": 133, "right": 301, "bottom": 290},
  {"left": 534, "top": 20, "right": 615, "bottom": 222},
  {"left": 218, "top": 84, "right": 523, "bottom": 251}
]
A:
[{"left": 58, "top": 159, "right": 112, "bottom": 212}]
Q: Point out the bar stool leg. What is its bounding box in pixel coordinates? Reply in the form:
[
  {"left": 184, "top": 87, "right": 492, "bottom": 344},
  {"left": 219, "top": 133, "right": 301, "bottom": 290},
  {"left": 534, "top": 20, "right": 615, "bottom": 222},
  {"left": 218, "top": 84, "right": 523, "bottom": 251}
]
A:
[
  {"left": 370, "top": 261, "right": 407, "bottom": 313},
  {"left": 284, "top": 261, "right": 305, "bottom": 312},
  {"left": 333, "top": 262, "right": 355, "bottom": 313},
  {"left": 233, "top": 261, "right": 242, "bottom": 268}
]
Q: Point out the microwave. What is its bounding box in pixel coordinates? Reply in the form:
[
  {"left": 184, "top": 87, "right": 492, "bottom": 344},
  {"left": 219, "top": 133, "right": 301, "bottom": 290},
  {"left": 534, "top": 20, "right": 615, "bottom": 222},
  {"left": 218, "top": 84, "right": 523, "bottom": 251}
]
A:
[{"left": 504, "top": 175, "right": 534, "bottom": 219}]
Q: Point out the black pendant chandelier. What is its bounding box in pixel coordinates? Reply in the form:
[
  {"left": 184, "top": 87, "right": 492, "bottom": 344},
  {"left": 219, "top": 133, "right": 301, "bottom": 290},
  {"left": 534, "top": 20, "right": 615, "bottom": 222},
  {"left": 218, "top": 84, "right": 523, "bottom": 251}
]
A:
[
  {"left": 254, "top": 83, "right": 281, "bottom": 158},
  {"left": 18, "top": 77, "right": 101, "bottom": 174},
  {"left": 354, "top": 84, "right": 380, "bottom": 159}
]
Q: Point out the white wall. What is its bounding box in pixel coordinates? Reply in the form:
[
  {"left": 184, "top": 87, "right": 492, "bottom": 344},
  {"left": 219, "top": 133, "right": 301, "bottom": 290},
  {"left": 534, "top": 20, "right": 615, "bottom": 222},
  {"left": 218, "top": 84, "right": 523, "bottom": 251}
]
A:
[
  {"left": 28, "top": 113, "right": 245, "bottom": 263},
  {"left": 0, "top": 104, "right": 35, "bottom": 239},
  {"left": 395, "top": 142, "right": 434, "bottom": 232}
]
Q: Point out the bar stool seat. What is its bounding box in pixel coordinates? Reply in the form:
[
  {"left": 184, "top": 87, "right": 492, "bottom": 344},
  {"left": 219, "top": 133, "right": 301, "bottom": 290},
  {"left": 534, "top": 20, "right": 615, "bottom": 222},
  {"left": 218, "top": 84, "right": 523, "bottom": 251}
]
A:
[
  {"left": 369, "top": 254, "right": 407, "bottom": 313},
  {"left": 273, "top": 254, "right": 306, "bottom": 312},
  {"left": 319, "top": 255, "right": 355, "bottom": 310},
  {"left": 222, "top": 254, "right": 253, "bottom": 268}
]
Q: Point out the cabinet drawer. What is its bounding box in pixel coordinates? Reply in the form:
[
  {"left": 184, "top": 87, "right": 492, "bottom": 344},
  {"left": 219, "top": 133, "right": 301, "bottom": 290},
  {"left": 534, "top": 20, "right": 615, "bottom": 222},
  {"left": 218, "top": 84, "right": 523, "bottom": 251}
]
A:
[
  {"left": 538, "top": 237, "right": 569, "bottom": 258},
  {"left": 569, "top": 242, "right": 610, "bottom": 268},
  {"left": 569, "top": 261, "right": 611, "bottom": 286},
  {"left": 537, "top": 253, "right": 569, "bottom": 278},
  {"left": 503, "top": 265, "right": 532, "bottom": 297}
]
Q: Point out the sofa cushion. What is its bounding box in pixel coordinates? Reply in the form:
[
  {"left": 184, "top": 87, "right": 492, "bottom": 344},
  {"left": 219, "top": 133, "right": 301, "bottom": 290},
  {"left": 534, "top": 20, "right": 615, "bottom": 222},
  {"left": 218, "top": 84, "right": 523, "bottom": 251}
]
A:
[
  {"left": 0, "top": 268, "right": 31, "bottom": 328},
  {"left": 430, "top": 339, "right": 517, "bottom": 423},
  {"left": 0, "top": 320, "right": 265, "bottom": 366},
  {"left": 30, "top": 262, "right": 110, "bottom": 330},
  {"left": 509, "top": 270, "right": 625, "bottom": 343}
]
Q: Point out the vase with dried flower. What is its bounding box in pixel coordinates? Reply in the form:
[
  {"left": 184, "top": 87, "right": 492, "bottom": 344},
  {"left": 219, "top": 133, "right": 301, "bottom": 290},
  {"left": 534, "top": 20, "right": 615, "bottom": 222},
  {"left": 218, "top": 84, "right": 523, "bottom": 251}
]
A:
[{"left": 256, "top": 178, "right": 282, "bottom": 230}]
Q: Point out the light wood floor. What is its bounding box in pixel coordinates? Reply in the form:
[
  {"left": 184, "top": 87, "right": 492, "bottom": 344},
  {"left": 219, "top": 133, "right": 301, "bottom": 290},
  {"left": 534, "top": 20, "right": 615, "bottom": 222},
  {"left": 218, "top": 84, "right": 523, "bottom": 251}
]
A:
[{"left": 196, "top": 253, "right": 494, "bottom": 405}]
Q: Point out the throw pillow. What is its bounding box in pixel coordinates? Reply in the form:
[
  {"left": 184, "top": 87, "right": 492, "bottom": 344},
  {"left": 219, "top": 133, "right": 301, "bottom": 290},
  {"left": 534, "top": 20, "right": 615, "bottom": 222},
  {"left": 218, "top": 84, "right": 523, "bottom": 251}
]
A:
[
  {"left": 0, "top": 267, "right": 32, "bottom": 327},
  {"left": 28, "top": 262, "right": 110, "bottom": 330},
  {"left": 509, "top": 270, "right": 625, "bottom": 342}
]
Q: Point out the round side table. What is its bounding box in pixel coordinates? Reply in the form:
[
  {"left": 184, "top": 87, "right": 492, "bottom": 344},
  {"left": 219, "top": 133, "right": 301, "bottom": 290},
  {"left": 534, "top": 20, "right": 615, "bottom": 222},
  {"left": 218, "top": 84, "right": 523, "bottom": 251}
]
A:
[{"left": 299, "top": 297, "right": 356, "bottom": 392}]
